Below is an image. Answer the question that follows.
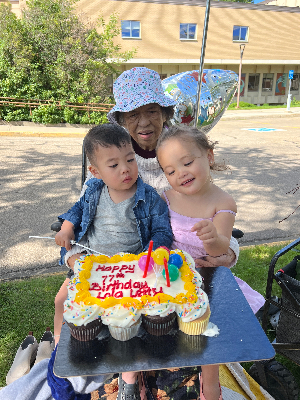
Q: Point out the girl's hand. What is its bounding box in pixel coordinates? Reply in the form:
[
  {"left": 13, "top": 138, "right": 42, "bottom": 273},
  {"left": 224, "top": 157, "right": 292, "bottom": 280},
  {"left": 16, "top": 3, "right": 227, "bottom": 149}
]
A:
[{"left": 191, "top": 219, "right": 218, "bottom": 245}]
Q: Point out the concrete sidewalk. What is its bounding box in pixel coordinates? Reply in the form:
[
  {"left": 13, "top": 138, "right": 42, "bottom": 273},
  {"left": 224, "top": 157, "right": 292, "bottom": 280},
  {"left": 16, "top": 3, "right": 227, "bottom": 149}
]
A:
[{"left": 1, "top": 107, "right": 300, "bottom": 136}]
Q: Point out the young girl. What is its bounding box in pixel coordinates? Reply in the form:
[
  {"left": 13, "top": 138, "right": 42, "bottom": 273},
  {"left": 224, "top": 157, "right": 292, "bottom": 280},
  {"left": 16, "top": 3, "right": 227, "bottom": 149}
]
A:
[{"left": 156, "top": 125, "right": 238, "bottom": 400}]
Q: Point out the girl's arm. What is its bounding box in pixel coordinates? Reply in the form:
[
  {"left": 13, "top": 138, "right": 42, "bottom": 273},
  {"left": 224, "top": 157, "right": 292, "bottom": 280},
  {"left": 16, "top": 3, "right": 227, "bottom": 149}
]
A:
[{"left": 191, "top": 196, "right": 237, "bottom": 257}]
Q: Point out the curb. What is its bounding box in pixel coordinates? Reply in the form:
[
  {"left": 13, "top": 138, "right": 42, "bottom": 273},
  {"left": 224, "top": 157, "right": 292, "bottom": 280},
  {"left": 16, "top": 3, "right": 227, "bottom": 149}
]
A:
[
  {"left": 0, "top": 131, "right": 87, "bottom": 138},
  {"left": 222, "top": 112, "right": 300, "bottom": 121}
]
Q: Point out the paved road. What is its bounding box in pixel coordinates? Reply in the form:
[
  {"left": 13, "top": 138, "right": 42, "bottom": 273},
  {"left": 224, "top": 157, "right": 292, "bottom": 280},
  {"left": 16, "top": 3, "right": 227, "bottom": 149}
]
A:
[
  {"left": 209, "top": 116, "right": 300, "bottom": 246},
  {"left": 1, "top": 114, "right": 299, "bottom": 280}
]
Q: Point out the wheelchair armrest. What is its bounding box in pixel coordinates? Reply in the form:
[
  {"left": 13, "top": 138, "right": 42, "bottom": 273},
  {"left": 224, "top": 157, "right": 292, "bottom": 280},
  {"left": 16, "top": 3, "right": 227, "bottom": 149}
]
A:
[
  {"left": 232, "top": 228, "right": 244, "bottom": 239},
  {"left": 51, "top": 222, "right": 244, "bottom": 237},
  {"left": 51, "top": 220, "right": 63, "bottom": 232}
]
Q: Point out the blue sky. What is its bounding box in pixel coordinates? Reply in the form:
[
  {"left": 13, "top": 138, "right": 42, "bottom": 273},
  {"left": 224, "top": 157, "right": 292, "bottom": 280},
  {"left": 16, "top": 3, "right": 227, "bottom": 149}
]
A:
[{"left": 253, "top": 0, "right": 265, "bottom": 3}]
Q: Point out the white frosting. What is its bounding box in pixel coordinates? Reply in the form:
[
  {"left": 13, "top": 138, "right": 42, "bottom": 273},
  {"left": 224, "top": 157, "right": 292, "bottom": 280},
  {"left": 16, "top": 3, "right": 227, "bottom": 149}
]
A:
[
  {"left": 176, "top": 265, "right": 209, "bottom": 322},
  {"left": 64, "top": 275, "right": 103, "bottom": 327},
  {"left": 101, "top": 305, "right": 142, "bottom": 328},
  {"left": 141, "top": 302, "right": 177, "bottom": 318}
]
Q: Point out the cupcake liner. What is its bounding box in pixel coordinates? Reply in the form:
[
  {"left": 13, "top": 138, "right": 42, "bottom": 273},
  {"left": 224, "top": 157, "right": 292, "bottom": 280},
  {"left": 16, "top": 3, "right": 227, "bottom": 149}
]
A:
[
  {"left": 108, "top": 319, "right": 141, "bottom": 341},
  {"left": 142, "top": 312, "right": 177, "bottom": 336},
  {"left": 67, "top": 319, "right": 103, "bottom": 342},
  {"left": 177, "top": 306, "right": 211, "bottom": 336}
]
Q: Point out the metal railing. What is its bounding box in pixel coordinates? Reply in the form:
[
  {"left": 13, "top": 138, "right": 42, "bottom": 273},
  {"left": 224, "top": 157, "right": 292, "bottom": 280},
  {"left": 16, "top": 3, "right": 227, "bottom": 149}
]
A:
[{"left": 0, "top": 96, "right": 114, "bottom": 115}]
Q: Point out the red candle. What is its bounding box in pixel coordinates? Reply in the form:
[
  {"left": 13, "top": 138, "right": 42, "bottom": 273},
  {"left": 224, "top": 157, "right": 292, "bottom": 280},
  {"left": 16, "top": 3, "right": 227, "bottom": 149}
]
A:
[
  {"left": 143, "top": 240, "right": 153, "bottom": 278},
  {"left": 164, "top": 258, "right": 170, "bottom": 287}
]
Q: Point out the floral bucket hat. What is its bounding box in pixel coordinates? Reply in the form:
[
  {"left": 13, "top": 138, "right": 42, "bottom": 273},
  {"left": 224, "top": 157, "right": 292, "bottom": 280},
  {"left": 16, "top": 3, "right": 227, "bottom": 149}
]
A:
[{"left": 107, "top": 67, "right": 176, "bottom": 124}]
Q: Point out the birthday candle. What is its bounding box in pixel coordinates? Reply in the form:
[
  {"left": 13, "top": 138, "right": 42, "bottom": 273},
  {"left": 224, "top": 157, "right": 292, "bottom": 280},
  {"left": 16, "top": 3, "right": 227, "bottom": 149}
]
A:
[
  {"left": 164, "top": 258, "right": 170, "bottom": 287},
  {"left": 143, "top": 240, "right": 153, "bottom": 278}
]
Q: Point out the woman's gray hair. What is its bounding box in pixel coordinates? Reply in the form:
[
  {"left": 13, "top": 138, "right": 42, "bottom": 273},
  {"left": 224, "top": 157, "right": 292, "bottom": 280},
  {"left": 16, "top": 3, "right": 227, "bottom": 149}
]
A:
[{"left": 156, "top": 125, "right": 229, "bottom": 172}]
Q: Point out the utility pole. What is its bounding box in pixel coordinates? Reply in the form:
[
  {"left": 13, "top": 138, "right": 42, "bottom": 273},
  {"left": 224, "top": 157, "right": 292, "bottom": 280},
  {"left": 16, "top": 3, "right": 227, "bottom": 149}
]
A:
[
  {"left": 194, "top": 0, "right": 211, "bottom": 127},
  {"left": 236, "top": 44, "right": 245, "bottom": 109}
]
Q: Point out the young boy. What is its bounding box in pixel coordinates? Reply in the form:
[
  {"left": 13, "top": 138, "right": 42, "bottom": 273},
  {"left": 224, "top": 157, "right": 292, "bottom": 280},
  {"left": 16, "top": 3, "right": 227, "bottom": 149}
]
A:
[{"left": 54, "top": 123, "right": 173, "bottom": 344}]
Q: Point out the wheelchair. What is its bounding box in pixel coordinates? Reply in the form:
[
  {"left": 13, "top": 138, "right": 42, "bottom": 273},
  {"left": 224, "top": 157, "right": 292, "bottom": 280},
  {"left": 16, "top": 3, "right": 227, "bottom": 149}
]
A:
[{"left": 249, "top": 237, "right": 300, "bottom": 400}]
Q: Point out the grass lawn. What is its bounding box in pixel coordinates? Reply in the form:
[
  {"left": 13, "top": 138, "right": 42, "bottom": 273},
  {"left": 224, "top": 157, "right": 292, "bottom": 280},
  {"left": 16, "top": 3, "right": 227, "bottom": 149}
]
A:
[
  {"left": 228, "top": 100, "right": 300, "bottom": 110},
  {"left": 1, "top": 241, "right": 300, "bottom": 390}
]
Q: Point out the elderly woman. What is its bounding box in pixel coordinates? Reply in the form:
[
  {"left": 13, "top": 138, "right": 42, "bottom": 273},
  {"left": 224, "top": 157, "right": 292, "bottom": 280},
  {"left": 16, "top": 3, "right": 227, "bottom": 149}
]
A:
[
  {"left": 80, "top": 67, "right": 238, "bottom": 269},
  {"left": 107, "top": 67, "right": 239, "bottom": 269}
]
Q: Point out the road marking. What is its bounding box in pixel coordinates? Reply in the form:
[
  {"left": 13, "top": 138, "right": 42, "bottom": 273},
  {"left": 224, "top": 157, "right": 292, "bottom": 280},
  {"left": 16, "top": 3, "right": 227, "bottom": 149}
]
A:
[{"left": 241, "top": 128, "right": 286, "bottom": 132}]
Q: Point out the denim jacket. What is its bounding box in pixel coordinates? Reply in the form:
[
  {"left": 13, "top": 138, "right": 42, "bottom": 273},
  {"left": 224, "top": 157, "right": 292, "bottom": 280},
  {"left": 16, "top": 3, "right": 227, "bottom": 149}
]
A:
[{"left": 58, "top": 177, "right": 173, "bottom": 265}]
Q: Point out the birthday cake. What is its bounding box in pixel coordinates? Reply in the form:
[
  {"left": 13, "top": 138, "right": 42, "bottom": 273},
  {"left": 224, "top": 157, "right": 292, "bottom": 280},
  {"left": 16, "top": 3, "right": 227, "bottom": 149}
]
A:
[{"left": 64, "top": 248, "right": 210, "bottom": 341}]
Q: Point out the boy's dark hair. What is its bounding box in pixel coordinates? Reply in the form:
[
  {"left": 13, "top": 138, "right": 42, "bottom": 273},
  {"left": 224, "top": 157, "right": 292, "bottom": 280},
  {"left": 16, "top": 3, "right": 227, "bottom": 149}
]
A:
[
  {"left": 156, "top": 125, "right": 228, "bottom": 172},
  {"left": 84, "top": 123, "right": 131, "bottom": 165}
]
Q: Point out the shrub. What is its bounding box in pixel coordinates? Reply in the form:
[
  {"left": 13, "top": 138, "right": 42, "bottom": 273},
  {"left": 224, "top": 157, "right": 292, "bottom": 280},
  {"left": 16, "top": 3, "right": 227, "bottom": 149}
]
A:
[
  {"left": 63, "top": 108, "right": 81, "bottom": 124},
  {"left": 31, "top": 104, "right": 63, "bottom": 124},
  {"left": 1, "top": 107, "right": 31, "bottom": 122},
  {"left": 291, "top": 99, "right": 300, "bottom": 107}
]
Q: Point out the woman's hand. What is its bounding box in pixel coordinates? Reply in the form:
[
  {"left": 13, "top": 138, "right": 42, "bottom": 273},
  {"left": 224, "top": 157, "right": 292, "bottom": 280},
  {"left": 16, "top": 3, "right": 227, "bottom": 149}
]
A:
[
  {"left": 195, "top": 248, "right": 236, "bottom": 268},
  {"left": 55, "top": 220, "right": 75, "bottom": 251}
]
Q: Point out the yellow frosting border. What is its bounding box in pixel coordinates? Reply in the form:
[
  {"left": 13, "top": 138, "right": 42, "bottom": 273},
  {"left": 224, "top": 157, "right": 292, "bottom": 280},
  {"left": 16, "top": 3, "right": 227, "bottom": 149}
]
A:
[{"left": 74, "top": 251, "right": 198, "bottom": 309}]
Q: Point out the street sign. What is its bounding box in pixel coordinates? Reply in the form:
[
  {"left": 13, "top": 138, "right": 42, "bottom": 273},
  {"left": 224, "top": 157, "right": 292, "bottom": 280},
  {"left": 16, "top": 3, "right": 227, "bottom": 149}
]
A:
[{"left": 289, "top": 70, "right": 294, "bottom": 80}]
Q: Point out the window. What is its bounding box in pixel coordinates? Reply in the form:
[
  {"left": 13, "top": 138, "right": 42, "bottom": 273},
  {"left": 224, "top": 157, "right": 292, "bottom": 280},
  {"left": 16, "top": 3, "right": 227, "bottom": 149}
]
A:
[
  {"left": 233, "top": 25, "right": 249, "bottom": 42},
  {"left": 291, "top": 74, "right": 300, "bottom": 91},
  {"left": 262, "top": 73, "right": 274, "bottom": 92},
  {"left": 121, "top": 21, "right": 140, "bottom": 38},
  {"left": 248, "top": 74, "right": 260, "bottom": 92},
  {"left": 180, "top": 23, "right": 197, "bottom": 40}
]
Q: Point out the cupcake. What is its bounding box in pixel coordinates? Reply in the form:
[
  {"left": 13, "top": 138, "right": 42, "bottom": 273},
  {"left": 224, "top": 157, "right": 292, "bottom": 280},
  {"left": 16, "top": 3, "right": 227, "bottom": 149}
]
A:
[
  {"left": 108, "top": 319, "right": 141, "bottom": 341},
  {"left": 177, "top": 305, "right": 211, "bottom": 335},
  {"left": 176, "top": 274, "right": 210, "bottom": 335},
  {"left": 67, "top": 318, "right": 103, "bottom": 341},
  {"left": 141, "top": 301, "right": 177, "bottom": 336},
  {"left": 64, "top": 273, "right": 103, "bottom": 341},
  {"left": 142, "top": 312, "right": 177, "bottom": 336},
  {"left": 101, "top": 305, "right": 142, "bottom": 341}
]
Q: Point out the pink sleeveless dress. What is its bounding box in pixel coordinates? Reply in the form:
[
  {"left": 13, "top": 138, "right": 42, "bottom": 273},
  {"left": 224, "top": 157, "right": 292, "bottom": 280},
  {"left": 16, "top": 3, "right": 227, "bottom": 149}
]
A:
[{"left": 163, "top": 192, "right": 265, "bottom": 314}]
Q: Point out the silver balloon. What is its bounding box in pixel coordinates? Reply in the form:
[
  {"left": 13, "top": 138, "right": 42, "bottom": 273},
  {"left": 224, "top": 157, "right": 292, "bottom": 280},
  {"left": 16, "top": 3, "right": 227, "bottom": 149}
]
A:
[{"left": 162, "top": 69, "right": 238, "bottom": 133}]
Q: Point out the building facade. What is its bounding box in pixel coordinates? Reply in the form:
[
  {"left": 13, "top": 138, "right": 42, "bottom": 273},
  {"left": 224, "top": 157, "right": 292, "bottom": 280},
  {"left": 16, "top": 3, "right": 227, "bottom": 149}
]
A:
[{"left": 8, "top": 0, "right": 300, "bottom": 104}]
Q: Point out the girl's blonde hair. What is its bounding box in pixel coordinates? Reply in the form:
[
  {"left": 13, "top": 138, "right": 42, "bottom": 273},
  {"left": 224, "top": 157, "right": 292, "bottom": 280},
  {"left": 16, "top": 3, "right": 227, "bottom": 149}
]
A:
[{"left": 156, "top": 125, "right": 228, "bottom": 172}]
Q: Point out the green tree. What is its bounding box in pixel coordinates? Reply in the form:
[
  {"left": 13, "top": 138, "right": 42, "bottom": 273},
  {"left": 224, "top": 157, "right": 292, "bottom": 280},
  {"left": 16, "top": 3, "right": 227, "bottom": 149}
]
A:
[{"left": 0, "top": 0, "right": 135, "bottom": 102}]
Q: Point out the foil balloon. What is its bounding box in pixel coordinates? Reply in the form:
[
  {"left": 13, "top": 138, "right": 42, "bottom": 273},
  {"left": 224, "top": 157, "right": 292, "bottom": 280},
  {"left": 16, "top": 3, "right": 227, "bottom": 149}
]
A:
[{"left": 162, "top": 69, "right": 238, "bottom": 133}]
